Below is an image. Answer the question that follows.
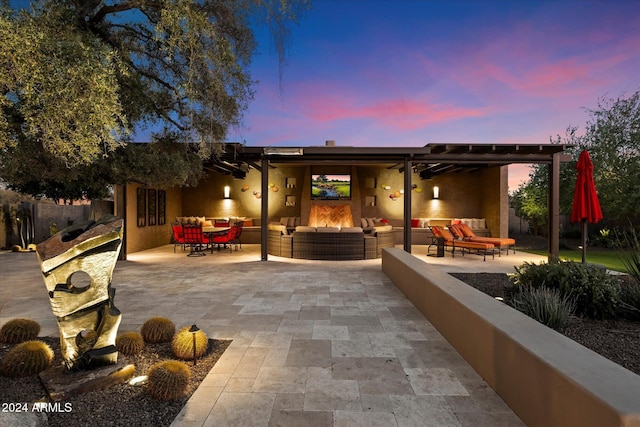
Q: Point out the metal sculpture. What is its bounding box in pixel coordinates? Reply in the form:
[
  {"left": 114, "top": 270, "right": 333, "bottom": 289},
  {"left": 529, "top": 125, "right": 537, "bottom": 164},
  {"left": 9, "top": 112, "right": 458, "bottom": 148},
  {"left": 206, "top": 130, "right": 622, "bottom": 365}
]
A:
[{"left": 36, "top": 216, "right": 123, "bottom": 371}]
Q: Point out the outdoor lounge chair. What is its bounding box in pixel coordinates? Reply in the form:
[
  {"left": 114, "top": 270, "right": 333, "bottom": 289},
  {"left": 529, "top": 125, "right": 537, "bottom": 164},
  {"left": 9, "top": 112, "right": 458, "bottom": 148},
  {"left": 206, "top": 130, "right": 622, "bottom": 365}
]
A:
[
  {"left": 429, "top": 226, "right": 496, "bottom": 261},
  {"left": 449, "top": 223, "right": 516, "bottom": 255},
  {"left": 182, "top": 224, "right": 210, "bottom": 256}
]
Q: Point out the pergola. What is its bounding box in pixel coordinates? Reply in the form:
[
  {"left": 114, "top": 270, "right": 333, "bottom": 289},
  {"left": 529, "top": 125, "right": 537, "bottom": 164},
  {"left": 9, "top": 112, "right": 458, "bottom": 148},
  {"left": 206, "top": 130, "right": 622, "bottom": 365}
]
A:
[{"left": 210, "top": 143, "right": 573, "bottom": 262}]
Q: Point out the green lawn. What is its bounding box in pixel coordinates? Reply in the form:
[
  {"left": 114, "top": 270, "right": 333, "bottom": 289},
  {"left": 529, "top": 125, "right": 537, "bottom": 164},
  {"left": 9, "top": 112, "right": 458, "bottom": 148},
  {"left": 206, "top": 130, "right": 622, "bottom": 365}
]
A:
[{"left": 521, "top": 248, "right": 631, "bottom": 273}]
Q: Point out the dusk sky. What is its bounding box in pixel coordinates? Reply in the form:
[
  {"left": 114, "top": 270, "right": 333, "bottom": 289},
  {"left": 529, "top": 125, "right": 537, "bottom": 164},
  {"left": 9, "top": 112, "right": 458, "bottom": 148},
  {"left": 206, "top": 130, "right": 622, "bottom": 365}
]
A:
[
  {"left": 7, "top": 0, "right": 639, "bottom": 190},
  {"left": 228, "top": 0, "right": 640, "bottom": 190}
]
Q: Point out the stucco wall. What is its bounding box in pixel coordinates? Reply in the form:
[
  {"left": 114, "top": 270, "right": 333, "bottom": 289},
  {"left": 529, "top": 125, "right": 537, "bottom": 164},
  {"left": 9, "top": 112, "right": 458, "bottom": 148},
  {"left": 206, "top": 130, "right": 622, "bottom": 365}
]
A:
[
  {"left": 181, "top": 166, "right": 306, "bottom": 222},
  {"left": 122, "top": 184, "right": 182, "bottom": 254},
  {"left": 125, "top": 164, "right": 508, "bottom": 253},
  {"left": 357, "top": 165, "right": 508, "bottom": 237},
  {"left": 181, "top": 165, "right": 506, "bottom": 231}
]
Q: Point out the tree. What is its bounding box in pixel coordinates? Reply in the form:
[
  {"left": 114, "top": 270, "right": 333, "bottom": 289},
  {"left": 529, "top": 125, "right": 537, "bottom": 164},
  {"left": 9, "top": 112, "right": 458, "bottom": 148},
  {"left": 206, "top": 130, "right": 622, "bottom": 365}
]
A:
[
  {"left": 580, "top": 92, "right": 640, "bottom": 222},
  {"left": 512, "top": 90, "right": 640, "bottom": 231},
  {"left": 0, "top": 0, "right": 309, "bottom": 198}
]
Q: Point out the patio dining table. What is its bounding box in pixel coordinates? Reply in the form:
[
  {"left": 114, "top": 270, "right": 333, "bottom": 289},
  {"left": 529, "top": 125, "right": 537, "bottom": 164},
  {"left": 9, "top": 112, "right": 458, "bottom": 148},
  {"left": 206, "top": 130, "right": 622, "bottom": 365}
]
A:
[
  {"left": 202, "top": 226, "right": 230, "bottom": 253},
  {"left": 202, "top": 226, "right": 230, "bottom": 235}
]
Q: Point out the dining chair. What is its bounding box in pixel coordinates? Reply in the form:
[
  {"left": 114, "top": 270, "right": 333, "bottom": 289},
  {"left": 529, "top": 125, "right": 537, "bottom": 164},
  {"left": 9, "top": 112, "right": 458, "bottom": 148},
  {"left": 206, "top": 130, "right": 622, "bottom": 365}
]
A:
[
  {"left": 212, "top": 225, "right": 242, "bottom": 253},
  {"left": 172, "top": 224, "right": 186, "bottom": 253},
  {"left": 182, "top": 224, "right": 210, "bottom": 256}
]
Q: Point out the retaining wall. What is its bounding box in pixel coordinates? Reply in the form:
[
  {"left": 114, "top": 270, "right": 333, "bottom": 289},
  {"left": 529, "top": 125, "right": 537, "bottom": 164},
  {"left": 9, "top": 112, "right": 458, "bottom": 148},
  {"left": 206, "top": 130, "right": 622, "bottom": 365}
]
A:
[{"left": 381, "top": 248, "right": 640, "bottom": 427}]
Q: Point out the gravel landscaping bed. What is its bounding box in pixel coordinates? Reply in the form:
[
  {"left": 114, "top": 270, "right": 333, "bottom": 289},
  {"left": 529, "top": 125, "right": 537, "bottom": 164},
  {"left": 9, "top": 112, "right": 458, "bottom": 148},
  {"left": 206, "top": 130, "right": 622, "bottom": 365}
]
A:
[
  {"left": 1, "top": 338, "right": 230, "bottom": 427},
  {"left": 451, "top": 272, "right": 640, "bottom": 376}
]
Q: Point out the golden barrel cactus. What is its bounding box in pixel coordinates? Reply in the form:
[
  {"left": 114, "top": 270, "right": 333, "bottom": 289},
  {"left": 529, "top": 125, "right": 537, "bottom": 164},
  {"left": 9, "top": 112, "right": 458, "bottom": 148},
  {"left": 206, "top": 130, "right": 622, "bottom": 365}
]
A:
[
  {"left": 171, "top": 326, "right": 208, "bottom": 360},
  {"left": 0, "top": 340, "right": 54, "bottom": 377},
  {"left": 147, "top": 360, "right": 191, "bottom": 400},
  {"left": 141, "top": 317, "right": 175, "bottom": 343},
  {"left": 116, "top": 331, "right": 145, "bottom": 355},
  {"left": 0, "top": 318, "right": 40, "bottom": 344}
]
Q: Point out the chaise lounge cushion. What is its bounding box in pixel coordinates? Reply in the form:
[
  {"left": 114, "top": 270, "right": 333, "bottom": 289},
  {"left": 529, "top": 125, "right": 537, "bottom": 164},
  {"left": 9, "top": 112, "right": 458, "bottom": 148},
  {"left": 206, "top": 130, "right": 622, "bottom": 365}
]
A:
[
  {"left": 431, "top": 226, "right": 495, "bottom": 260},
  {"left": 453, "top": 223, "right": 515, "bottom": 250}
]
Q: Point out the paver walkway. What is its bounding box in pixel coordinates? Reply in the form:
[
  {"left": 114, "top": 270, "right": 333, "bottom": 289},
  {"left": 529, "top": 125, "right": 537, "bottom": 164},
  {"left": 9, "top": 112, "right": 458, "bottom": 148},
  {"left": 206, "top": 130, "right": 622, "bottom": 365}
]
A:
[{"left": 1, "top": 244, "right": 545, "bottom": 426}]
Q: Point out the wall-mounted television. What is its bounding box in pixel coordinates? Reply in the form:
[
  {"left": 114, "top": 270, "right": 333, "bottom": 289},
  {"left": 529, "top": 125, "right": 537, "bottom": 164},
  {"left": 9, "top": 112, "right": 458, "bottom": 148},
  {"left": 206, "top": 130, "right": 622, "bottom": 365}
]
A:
[{"left": 311, "top": 174, "right": 351, "bottom": 200}]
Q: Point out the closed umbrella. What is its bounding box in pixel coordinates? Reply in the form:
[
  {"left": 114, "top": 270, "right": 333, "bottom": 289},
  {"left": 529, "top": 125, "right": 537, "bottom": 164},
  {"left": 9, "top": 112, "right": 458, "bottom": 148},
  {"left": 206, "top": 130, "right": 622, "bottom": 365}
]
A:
[{"left": 570, "top": 150, "right": 603, "bottom": 263}]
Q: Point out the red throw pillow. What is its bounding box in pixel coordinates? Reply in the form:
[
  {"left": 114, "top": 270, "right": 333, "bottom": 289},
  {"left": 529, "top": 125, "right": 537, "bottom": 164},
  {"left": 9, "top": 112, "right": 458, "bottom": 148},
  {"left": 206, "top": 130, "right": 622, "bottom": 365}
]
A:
[{"left": 411, "top": 219, "right": 420, "bottom": 228}]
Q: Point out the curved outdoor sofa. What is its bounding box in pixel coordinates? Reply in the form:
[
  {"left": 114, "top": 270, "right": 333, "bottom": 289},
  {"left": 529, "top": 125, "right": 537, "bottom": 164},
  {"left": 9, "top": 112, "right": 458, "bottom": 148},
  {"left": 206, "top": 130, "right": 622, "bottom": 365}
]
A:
[{"left": 267, "top": 225, "right": 395, "bottom": 260}]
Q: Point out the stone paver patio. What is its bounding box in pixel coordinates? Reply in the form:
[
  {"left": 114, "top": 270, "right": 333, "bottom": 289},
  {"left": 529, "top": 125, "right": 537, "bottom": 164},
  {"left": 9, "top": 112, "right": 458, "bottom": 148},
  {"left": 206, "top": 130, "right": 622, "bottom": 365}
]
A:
[{"left": 1, "top": 243, "right": 547, "bottom": 426}]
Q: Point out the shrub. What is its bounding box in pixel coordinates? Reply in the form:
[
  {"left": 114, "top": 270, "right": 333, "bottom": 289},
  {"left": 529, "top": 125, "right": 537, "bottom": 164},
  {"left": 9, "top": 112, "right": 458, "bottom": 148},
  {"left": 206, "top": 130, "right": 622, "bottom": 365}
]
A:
[
  {"left": 116, "top": 332, "right": 145, "bottom": 355},
  {"left": 615, "top": 225, "right": 640, "bottom": 284},
  {"left": 141, "top": 317, "right": 175, "bottom": 343},
  {"left": 171, "top": 326, "right": 208, "bottom": 360},
  {"left": 617, "top": 279, "right": 640, "bottom": 319},
  {"left": 510, "top": 287, "right": 575, "bottom": 331},
  {"left": 511, "top": 261, "right": 620, "bottom": 319},
  {"left": 0, "top": 340, "right": 54, "bottom": 377},
  {"left": 147, "top": 360, "right": 190, "bottom": 400},
  {"left": 0, "top": 318, "right": 40, "bottom": 344}
]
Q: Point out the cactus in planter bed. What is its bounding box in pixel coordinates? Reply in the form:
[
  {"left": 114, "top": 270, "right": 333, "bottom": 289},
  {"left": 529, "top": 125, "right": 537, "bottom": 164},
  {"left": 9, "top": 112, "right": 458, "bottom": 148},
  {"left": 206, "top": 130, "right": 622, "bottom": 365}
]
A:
[
  {"left": 141, "top": 317, "right": 175, "bottom": 343},
  {"left": 116, "top": 331, "right": 145, "bottom": 355},
  {"left": 147, "top": 360, "right": 191, "bottom": 400},
  {"left": 0, "top": 318, "right": 40, "bottom": 344},
  {"left": 0, "top": 340, "right": 54, "bottom": 377},
  {"left": 171, "top": 326, "right": 208, "bottom": 360}
]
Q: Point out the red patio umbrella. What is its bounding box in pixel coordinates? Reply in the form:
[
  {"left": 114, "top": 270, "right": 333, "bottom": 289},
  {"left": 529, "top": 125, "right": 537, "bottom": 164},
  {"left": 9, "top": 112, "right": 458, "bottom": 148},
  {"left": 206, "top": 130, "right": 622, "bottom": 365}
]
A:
[{"left": 570, "top": 150, "right": 603, "bottom": 263}]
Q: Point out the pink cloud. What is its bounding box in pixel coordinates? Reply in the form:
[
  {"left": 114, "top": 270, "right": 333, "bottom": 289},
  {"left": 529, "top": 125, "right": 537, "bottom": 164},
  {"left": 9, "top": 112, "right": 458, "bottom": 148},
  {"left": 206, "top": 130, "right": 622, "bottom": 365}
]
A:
[{"left": 288, "top": 86, "right": 486, "bottom": 131}]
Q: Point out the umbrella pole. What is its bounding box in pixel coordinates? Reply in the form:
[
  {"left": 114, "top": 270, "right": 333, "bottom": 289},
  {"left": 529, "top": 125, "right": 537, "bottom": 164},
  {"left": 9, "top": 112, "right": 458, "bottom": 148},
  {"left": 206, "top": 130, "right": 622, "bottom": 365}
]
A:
[{"left": 581, "top": 220, "right": 587, "bottom": 263}]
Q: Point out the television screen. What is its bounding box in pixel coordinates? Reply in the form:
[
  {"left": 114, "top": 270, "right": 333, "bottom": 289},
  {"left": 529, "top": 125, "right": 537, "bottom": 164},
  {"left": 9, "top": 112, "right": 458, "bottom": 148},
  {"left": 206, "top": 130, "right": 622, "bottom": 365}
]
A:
[{"left": 311, "top": 174, "right": 351, "bottom": 200}]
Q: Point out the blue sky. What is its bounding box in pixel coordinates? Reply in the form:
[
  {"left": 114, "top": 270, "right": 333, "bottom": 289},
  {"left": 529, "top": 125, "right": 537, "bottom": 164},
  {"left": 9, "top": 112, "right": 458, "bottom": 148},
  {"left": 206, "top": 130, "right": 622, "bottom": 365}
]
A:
[
  {"left": 230, "top": 0, "right": 640, "bottom": 188},
  {"left": 8, "top": 0, "right": 639, "bottom": 189}
]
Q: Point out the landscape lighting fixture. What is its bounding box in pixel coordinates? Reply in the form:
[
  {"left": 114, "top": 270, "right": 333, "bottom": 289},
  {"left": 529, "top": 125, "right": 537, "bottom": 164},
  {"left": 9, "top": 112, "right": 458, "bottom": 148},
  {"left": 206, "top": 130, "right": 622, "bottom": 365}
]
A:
[{"left": 189, "top": 324, "right": 200, "bottom": 366}]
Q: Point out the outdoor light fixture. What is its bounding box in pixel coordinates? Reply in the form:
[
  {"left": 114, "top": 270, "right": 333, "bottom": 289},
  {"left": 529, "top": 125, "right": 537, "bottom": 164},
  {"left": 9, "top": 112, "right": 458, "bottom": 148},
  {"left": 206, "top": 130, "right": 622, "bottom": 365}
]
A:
[
  {"left": 223, "top": 186, "right": 230, "bottom": 199},
  {"left": 232, "top": 169, "right": 246, "bottom": 180},
  {"left": 189, "top": 324, "right": 200, "bottom": 366},
  {"left": 433, "top": 186, "right": 440, "bottom": 199},
  {"left": 263, "top": 147, "right": 304, "bottom": 156},
  {"left": 419, "top": 169, "right": 433, "bottom": 180}
]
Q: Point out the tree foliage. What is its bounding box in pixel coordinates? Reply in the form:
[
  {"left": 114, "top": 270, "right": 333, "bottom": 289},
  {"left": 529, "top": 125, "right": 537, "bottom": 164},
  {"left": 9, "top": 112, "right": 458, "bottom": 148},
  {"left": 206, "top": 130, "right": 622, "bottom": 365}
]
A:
[
  {"left": 512, "top": 90, "right": 640, "bottom": 231},
  {"left": 0, "top": 0, "right": 308, "bottom": 199}
]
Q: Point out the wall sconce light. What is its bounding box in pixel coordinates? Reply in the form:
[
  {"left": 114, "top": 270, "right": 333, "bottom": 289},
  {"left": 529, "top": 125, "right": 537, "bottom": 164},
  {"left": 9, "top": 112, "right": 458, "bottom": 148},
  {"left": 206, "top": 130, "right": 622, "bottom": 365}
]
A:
[
  {"left": 223, "top": 185, "right": 230, "bottom": 199},
  {"left": 433, "top": 186, "right": 440, "bottom": 199}
]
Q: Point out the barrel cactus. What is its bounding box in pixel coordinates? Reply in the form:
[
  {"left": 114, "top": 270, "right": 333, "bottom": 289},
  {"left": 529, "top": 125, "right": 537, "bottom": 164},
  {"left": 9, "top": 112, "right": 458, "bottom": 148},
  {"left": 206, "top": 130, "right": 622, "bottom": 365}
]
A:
[
  {"left": 141, "top": 317, "right": 175, "bottom": 343},
  {"left": 116, "top": 332, "right": 145, "bottom": 355},
  {"left": 171, "top": 326, "right": 208, "bottom": 360},
  {"left": 147, "top": 360, "right": 191, "bottom": 400},
  {"left": 0, "top": 340, "right": 54, "bottom": 377},
  {"left": 0, "top": 318, "right": 40, "bottom": 344}
]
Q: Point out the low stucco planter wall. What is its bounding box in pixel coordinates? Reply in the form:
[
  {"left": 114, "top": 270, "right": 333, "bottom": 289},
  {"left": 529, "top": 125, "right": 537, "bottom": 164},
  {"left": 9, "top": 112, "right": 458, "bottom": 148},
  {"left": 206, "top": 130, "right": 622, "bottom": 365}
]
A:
[{"left": 381, "top": 248, "right": 640, "bottom": 427}]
